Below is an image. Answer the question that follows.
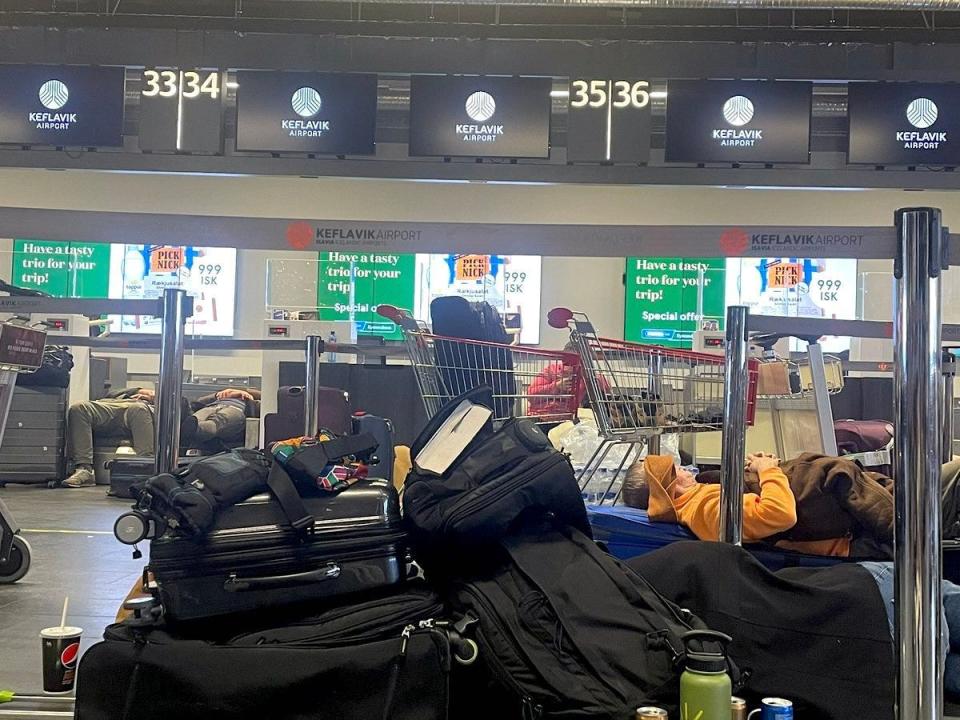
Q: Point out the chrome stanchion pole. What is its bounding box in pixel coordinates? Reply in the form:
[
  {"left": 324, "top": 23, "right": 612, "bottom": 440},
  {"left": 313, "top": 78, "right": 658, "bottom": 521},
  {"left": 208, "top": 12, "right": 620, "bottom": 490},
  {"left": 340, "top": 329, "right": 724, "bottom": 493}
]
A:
[
  {"left": 304, "top": 335, "right": 323, "bottom": 437},
  {"left": 719, "top": 305, "right": 749, "bottom": 545},
  {"left": 894, "top": 207, "right": 945, "bottom": 720},
  {"left": 944, "top": 349, "right": 956, "bottom": 464},
  {"left": 155, "top": 289, "right": 187, "bottom": 475}
]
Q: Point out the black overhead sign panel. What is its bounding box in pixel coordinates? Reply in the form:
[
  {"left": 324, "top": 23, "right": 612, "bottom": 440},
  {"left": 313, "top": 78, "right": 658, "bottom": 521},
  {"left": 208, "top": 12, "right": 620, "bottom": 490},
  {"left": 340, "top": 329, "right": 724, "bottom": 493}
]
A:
[
  {"left": 566, "top": 78, "right": 652, "bottom": 163},
  {"left": 0, "top": 65, "right": 125, "bottom": 147},
  {"left": 138, "top": 69, "right": 224, "bottom": 153},
  {"left": 235, "top": 71, "right": 378, "bottom": 155},
  {"left": 408, "top": 76, "right": 552, "bottom": 158},
  {"left": 665, "top": 80, "right": 812, "bottom": 164},
  {"left": 848, "top": 83, "right": 960, "bottom": 166}
]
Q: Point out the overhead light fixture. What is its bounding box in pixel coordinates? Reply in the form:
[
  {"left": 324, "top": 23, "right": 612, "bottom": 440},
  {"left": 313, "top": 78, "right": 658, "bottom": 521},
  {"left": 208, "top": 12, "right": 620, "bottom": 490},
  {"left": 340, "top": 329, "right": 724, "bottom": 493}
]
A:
[
  {"left": 650, "top": 91, "right": 668, "bottom": 99},
  {"left": 226, "top": 81, "right": 239, "bottom": 89},
  {"left": 551, "top": 89, "right": 570, "bottom": 98}
]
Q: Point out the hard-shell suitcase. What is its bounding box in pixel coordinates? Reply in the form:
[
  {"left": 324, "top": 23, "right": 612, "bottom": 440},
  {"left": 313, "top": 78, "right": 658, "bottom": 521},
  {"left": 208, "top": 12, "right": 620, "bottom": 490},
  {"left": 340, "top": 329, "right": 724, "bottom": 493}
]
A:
[
  {"left": 263, "top": 385, "right": 351, "bottom": 445},
  {"left": 353, "top": 411, "right": 395, "bottom": 482},
  {"left": 0, "top": 385, "right": 67, "bottom": 487},
  {"left": 75, "top": 585, "right": 450, "bottom": 720},
  {"left": 148, "top": 478, "right": 408, "bottom": 622},
  {"left": 834, "top": 419, "right": 894, "bottom": 476},
  {"left": 107, "top": 456, "right": 199, "bottom": 499}
]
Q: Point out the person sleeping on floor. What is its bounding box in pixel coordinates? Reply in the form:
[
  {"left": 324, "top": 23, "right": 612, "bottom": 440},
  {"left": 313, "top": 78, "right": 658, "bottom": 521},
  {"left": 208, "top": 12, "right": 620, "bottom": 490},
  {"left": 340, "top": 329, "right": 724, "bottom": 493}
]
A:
[{"left": 624, "top": 452, "right": 895, "bottom": 558}]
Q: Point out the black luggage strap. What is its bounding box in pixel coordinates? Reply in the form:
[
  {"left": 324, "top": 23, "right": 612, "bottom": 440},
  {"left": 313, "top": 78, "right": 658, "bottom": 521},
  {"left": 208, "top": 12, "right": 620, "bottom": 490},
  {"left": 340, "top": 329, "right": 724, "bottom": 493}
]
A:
[
  {"left": 316, "top": 433, "right": 379, "bottom": 464},
  {"left": 265, "top": 463, "right": 315, "bottom": 533}
]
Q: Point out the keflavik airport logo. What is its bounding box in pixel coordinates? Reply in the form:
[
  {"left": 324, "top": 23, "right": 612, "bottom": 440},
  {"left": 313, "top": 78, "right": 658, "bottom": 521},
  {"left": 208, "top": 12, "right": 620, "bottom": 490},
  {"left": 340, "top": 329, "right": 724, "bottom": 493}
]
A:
[
  {"left": 898, "top": 97, "right": 946, "bottom": 150},
  {"left": 722, "top": 96, "right": 754, "bottom": 126},
  {"left": 713, "top": 95, "right": 762, "bottom": 147},
  {"left": 718, "top": 228, "right": 865, "bottom": 256},
  {"left": 458, "top": 91, "right": 503, "bottom": 144},
  {"left": 285, "top": 222, "right": 423, "bottom": 250},
  {"left": 31, "top": 79, "right": 76, "bottom": 130},
  {"left": 283, "top": 87, "right": 329, "bottom": 137}
]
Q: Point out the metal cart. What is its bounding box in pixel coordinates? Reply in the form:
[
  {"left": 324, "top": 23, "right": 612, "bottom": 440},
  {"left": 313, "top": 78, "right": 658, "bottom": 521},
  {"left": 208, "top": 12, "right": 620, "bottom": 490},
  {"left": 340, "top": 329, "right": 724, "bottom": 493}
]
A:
[
  {"left": 547, "top": 307, "right": 759, "bottom": 503},
  {"left": 0, "top": 319, "right": 49, "bottom": 584},
  {"left": 752, "top": 332, "right": 845, "bottom": 459},
  {"left": 377, "top": 304, "right": 585, "bottom": 426}
]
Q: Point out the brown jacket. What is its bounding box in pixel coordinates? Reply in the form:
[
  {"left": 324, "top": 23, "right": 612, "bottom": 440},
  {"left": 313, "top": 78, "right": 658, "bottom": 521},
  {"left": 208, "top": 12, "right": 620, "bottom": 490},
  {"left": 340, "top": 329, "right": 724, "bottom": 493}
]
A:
[{"left": 702, "top": 452, "right": 894, "bottom": 550}]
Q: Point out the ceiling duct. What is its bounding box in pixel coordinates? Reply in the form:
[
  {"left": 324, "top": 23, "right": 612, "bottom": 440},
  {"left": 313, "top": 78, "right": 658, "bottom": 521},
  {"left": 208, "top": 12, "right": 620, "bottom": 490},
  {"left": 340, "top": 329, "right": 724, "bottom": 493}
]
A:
[{"left": 340, "top": 0, "right": 960, "bottom": 9}]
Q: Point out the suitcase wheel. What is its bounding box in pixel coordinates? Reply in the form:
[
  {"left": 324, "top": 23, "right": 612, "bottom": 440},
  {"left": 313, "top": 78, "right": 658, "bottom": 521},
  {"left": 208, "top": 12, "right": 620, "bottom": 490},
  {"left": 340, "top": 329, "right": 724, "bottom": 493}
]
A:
[{"left": 0, "top": 535, "right": 31, "bottom": 584}]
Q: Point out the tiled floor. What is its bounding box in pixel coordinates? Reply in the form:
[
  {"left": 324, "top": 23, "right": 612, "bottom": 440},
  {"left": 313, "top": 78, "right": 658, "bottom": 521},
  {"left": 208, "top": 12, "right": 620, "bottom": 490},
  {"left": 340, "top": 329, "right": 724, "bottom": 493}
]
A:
[{"left": 0, "top": 483, "right": 144, "bottom": 695}]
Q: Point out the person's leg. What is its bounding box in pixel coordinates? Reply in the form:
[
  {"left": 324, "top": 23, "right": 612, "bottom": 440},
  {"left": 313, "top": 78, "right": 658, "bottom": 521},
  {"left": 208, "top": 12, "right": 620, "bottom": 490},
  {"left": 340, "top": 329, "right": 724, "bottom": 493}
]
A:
[
  {"left": 123, "top": 403, "right": 156, "bottom": 456},
  {"left": 64, "top": 400, "right": 126, "bottom": 486},
  {"left": 947, "top": 653, "right": 960, "bottom": 697},
  {"left": 193, "top": 404, "right": 245, "bottom": 444},
  {"left": 942, "top": 579, "right": 960, "bottom": 652}
]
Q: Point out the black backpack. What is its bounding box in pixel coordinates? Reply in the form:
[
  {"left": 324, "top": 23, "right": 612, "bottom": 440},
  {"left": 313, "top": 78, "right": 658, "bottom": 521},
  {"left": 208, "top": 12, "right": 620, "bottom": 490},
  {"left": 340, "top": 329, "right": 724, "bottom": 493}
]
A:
[
  {"left": 404, "top": 393, "right": 589, "bottom": 552},
  {"left": 449, "top": 521, "right": 715, "bottom": 719},
  {"left": 430, "top": 296, "right": 516, "bottom": 420},
  {"left": 404, "top": 391, "right": 732, "bottom": 718}
]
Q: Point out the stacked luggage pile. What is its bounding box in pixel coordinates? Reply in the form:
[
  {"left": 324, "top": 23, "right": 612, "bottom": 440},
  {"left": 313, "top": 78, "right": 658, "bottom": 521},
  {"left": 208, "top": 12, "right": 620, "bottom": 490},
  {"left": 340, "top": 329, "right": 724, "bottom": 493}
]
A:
[
  {"left": 76, "top": 387, "right": 896, "bottom": 720},
  {"left": 77, "top": 389, "right": 732, "bottom": 720}
]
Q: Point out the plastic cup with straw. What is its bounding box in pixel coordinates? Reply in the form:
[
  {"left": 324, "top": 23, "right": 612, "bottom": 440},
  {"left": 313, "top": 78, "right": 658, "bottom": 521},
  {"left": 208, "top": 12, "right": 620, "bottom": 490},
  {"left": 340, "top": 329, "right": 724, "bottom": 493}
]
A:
[{"left": 40, "top": 597, "right": 82, "bottom": 694}]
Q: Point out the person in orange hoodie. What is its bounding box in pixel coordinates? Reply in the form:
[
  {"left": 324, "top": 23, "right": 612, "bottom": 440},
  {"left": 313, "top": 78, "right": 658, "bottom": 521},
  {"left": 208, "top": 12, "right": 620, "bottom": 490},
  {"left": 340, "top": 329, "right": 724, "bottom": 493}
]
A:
[{"left": 640, "top": 453, "right": 798, "bottom": 543}]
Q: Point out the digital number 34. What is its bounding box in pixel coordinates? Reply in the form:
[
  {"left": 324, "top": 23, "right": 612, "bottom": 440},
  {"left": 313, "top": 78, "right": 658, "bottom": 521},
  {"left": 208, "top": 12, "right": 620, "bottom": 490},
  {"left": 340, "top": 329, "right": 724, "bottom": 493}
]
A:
[{"left": 142, "top": 70, "right": 220, "bottom": 100}]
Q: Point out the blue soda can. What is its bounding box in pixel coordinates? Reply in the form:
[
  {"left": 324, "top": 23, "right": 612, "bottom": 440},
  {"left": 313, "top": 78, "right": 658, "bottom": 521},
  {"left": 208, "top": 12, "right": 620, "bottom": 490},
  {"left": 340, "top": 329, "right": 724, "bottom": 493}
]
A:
[{"left": 747, "top": 697, "right": 793, "bottom": 720}]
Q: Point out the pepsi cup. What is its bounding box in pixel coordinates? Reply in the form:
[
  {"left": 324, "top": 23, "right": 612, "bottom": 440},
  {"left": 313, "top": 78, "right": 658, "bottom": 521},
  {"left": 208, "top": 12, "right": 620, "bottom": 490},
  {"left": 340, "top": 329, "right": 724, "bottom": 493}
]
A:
[{"left": 40, "top": 626, "right": 82, "bottom": 694}]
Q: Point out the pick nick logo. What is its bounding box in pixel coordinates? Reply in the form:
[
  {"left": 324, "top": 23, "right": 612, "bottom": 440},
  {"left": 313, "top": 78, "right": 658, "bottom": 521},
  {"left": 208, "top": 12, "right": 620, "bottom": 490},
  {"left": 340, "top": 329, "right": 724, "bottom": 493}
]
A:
[
  {"left": 719, "top": 228, "right": 749, "bottom": 255},
  {"left": 60, "top": 642, "right": 80, "bottom": 669},
  {"left": 286, "top": 222, "right": 314, "bottom": 250}
]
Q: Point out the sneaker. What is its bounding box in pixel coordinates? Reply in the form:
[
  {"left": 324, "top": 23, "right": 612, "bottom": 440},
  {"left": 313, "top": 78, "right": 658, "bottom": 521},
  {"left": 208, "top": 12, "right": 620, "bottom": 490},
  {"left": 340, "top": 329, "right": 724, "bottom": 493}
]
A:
[{"left": 62, "top": 467, "right": 95, "bottom": 488}]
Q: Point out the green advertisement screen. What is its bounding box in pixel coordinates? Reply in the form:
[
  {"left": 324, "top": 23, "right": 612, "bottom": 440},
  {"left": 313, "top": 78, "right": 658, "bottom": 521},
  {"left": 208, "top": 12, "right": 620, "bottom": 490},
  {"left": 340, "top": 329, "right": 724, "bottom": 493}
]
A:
[
  {"left": 316, "top": 251, "right": 416, "bottom": 342},
  {"left": 12, "top": 239, "right": 111, "bottom": 298},
  {"left": 624, "top": 256, "right": 726, "bottom": 347}
]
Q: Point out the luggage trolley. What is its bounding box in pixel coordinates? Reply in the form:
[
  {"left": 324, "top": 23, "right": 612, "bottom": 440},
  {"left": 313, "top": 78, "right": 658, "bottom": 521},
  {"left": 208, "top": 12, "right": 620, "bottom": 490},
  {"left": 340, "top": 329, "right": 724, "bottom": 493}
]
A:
[
  {"left": 0, "top": 319, "right": 49, "bottom": 583},
  {"left": 377, "top": 305, "right": 585, "bottom": 426},
  {"left": 752, "top": 331, "right": 845, "bottom": 460},
  {"left": 547, "top": 307, "right": 760, "bottom": 503}
]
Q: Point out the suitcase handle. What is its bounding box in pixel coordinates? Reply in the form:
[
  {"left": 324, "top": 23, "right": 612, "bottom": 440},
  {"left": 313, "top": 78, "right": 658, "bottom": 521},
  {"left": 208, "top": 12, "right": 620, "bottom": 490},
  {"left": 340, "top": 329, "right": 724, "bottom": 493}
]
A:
[{"left": 223, "top": 562, "right": 341, "bottom": 592}]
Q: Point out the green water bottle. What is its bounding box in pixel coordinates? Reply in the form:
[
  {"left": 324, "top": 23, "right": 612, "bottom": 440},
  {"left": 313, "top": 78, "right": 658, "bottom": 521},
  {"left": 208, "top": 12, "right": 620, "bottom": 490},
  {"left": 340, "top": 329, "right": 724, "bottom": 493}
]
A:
[{"left": 679, "top": 630, "right": 733, "bottom": 720}]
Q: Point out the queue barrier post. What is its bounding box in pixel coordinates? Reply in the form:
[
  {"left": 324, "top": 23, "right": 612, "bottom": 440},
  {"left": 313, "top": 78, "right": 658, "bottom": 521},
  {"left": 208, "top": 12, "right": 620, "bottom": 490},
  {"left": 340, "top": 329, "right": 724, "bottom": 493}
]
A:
[
  {"left": 719, "top": 305, "right": 749, "bottom": 546},
  {"left": 155, "top": 288, "right": 188, "bottom": 475},
  {"left": 944, "top": 349, "right": 956, "bottom": 464},
  {"left": 304, "top": 335, "right": 323, "bottom": 437},
  {"left": 893, "top": 207, "right": 945, "bottom": 720}
]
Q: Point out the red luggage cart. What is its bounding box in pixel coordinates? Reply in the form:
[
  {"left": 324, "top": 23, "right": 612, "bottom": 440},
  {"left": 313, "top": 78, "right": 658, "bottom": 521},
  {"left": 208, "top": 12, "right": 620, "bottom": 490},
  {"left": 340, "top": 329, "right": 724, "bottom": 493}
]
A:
[
  {"left": 378, "top": 305, "right": 585, "bottom": 426},
  {"left": 547, "top": 307, "right": 759, "bottom": 502}
]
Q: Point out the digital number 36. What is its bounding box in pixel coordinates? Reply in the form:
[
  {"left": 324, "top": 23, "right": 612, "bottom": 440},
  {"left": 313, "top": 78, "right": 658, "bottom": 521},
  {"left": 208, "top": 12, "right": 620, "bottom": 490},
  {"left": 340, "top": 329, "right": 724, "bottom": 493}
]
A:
[{"left": 570, "top": 80, "right": 650, "bottom": 109}]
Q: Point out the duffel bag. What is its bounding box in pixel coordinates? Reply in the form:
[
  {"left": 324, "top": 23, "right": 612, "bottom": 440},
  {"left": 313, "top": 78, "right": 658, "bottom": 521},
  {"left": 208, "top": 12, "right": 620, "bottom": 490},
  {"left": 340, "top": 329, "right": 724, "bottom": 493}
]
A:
[
  {"left": 448, "top": 520, "right": 734, "bottom": 719},
  {"left": 76, "top": 586, "right": 450, "bottom": 720}
]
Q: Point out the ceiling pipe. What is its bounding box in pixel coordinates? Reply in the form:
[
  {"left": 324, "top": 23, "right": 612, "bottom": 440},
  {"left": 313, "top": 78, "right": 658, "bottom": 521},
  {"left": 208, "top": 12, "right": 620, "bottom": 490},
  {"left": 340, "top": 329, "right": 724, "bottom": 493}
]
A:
[{"left": 341, "top": 0, "right": 960, "bottom": 8}]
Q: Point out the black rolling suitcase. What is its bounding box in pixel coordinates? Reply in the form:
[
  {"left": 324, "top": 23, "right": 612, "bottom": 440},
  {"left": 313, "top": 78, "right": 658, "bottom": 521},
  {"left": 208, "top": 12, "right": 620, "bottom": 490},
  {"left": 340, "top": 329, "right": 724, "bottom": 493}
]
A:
[
  {"left": 263, "top": 385, "right": 352, "bottom": 444},
  {"left": 429, "top": 297, "right": 516, "bottom": 420},
  {"left": 149, "top": 478, "right": 409, "bottom": 622},
  {"left": 107, "top": 456, "right": 199, "bottom": 499},
  {"left": 76, "top": 585, "right": 451, "bottom": 720},
  {"left": 0, "top": 385, "right": 67, "bottom": 487}
]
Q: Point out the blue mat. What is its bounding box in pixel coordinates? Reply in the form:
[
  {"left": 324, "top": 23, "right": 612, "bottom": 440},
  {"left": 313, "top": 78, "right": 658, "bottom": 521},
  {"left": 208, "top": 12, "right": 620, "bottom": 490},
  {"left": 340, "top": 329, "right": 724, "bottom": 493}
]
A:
[{"left": 587, "top": 504, "right": 845, "bottom": 571}]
